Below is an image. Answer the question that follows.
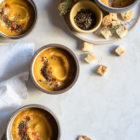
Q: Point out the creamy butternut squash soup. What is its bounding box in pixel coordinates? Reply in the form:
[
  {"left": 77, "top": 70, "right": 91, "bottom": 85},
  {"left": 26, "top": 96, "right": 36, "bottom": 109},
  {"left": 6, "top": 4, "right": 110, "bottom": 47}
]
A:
[
  {"left": 11, "top": 108, "right": 58, "bottom": 140},
  {"left": 0, "top": 0, "right": 35, "bottom": 36},
  {"left": 100, "top": 0, "right": 135, "bottom": 8},
  {"left": 33, "top": 48, "right": 76, "bottom": 91}
]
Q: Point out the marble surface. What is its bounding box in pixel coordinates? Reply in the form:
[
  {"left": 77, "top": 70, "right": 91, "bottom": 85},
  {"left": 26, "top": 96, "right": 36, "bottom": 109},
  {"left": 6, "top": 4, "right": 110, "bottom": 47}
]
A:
[{"left": 1, "top": 0, "right": 140, "bottom": 140}]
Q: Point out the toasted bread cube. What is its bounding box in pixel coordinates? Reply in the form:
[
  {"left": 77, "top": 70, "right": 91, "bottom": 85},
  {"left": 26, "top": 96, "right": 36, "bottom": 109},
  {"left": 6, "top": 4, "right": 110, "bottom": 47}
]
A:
[
  {"left": 97, "top": 65, "right": 108, "bottom": 76},
  {"left": 109, "top": 13, "right": 118, "bottom": 21},
  {"left": 109, "top": 13, "right": 120, "bottom": 26},
  {"left": 85, "top": 53, "right": 96, "bottom": 64},
  {"left": 120, "top": 10, "right": 133, "bottom": 21},
  {"left": 78, "top": 135, "right": 91, "bottom": 140},
  {"left": 102, "top": 13, "right": 118, "bottom": 27},
  {"left": 115, "top": 45, "right": 126, "bottom": 56},
  {"left": 102, "top": 15, "right": 112, "bottom": 27},
  {"left": 116, "top": 25, "right": 128, "bottom": 38},
  {"left": 82, "top": 42, "right": 93, "bottom": 52},
  {"left": 111, "top": 20, "right": 120, "bottom": 26},
  {"left": 100, "top": 27, "right": 112, "bottom": 39}
]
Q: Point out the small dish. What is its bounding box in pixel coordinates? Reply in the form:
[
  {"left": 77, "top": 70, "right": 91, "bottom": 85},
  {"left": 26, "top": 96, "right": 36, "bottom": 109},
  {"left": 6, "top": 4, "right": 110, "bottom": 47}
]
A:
[
  {"left": 62, "top": 1, "right": 140, "bottom": 45},
  {"left": 70, "top": 1, "right": 103, "bottom": 33},
  {"left": 94, "top": 0, "right": 139, "bottom": 13},
  {"left": 6, "top": 104, "right": 60, "bottom": 140},
  {"left": 0, "top": 0, "right": 37, "bottom": 39},
  {"left": 30, "top": 44, "right": 79, "bottom": 95}
]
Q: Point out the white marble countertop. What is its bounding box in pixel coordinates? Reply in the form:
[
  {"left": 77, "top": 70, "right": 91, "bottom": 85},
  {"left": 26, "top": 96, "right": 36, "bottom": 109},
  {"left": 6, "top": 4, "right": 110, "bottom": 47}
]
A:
[{"left": 3, "top": 0, "right": 140, "bottom": 140}]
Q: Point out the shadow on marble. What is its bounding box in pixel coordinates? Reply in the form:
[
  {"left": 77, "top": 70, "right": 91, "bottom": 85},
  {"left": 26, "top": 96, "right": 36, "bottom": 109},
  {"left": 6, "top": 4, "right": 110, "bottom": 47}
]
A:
[
  {"left": 76, "top": 40, "right": 83, "bottom": 51},
  {"left": 0, "top": 36, "right": 15, "bottom": 43},
  {"left": 107, "top": 45, "right": 118, "bottom": 56},
  {"left": 79, "top": 53, "right": 88, "bottom": 64},
  {"left": 92, "top": 64, "right": 100, "bottom": 75},
  {"left": 26, "top": 78, "right": 49, "bottom": 99},
  {"left": 26, "top": 78, "right": 38, "bottom": 94}
]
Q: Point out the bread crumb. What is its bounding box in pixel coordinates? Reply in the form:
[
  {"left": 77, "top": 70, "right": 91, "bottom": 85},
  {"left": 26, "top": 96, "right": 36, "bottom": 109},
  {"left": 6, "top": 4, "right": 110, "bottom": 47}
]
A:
[
  {"left": 82, "top": 42, "right": 93, "bottom": 52},
  {"left": 78, "top": 136, "right": 91, "bottom": 140},
  {"left": 97, "top": 65, "right": 108, "bottom": 76},
  {"left": 100, "top": 27, "right": 112, "bottom": 39},
  {"left": 115, "top": 45, "right": 126, "bottom": 56},
  {"left": 116, "top": 25, "right": 128, "bottom": 38},
  {"left": 85, "top": 53, "right": 96, "bottom": 64}
]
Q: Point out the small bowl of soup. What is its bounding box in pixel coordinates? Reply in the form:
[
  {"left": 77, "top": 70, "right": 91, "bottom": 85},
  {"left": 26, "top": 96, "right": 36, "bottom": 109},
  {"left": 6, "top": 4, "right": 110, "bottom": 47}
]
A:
[
  {"left": 0, "top": 0, "right": 37, "bottom": 39},
  {"left": 30, "top": 44, "right": 79, "bottom": 94},
  {"left": 6, "top": 104, "right": 60, "bottom": 140},
  {"left": 94, "top": 0, "right": 139, "bottom": 13}
]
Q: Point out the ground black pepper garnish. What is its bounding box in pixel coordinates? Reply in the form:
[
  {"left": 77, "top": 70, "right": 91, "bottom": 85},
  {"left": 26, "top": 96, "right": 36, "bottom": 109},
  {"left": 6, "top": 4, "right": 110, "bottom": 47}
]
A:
[
  {"left": 40, "top": 59, "right": 56, "bottom": 85},
  {"left": 40, "top": 58, "right": 63, "bottom": 90},
  {"left": 18, "top": 116, "right": 30, "bottom": 140},
  {"left": 74, "top": 9, "right": 97, "bottom": 30}
]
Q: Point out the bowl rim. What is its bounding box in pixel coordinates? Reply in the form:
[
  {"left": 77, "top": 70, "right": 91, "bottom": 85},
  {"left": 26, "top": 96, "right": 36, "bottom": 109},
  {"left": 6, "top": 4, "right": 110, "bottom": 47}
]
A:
[
  {"left": 0, "top": 0, "right": 38, "bottom": 39},
  {"left": 70, "top": 0, "right": 103, "bottom": 33},
  {"left": 30, "top": 44, "right": 80, "bottom": 95},
  {"left": 94, "top": 0, "right": 139, "bottom": 11},
  {"left": 6, "top": 104, "right": 61, "bottom": 140}
]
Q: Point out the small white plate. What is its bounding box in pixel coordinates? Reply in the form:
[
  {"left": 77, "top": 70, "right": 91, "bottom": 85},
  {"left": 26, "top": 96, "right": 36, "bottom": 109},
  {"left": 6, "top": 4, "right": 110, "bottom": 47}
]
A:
[{"left": 63, "top": 2, "right": 140, "bottom": 45}]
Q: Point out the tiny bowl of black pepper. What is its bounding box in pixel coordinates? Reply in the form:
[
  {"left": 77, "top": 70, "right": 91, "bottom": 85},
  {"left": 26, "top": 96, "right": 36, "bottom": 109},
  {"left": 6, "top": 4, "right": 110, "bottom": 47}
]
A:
[
  {"left": 70, "top": 1, "right": 103, "bottom": 33},
  {"left": 6, "top": 104, "right": 60, "bottom": 140},
  {"left": 30, "top": 44, "right": 80, "bottom": 95}
]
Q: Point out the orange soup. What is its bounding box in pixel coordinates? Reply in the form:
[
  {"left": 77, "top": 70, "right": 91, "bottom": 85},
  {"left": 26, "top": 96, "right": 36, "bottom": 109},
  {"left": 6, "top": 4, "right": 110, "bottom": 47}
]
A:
[
  {"left": 33, "top": 48, "right": 76, "bottom": 91},
  {"left": 11, "top": 108, "right": 55, "bottom": 140},
  {"left": 100, "top": 0, "right": 135, "bottom": 8},
  {"left": 0, "top": 0, "right": 35, "bottom": 36}
]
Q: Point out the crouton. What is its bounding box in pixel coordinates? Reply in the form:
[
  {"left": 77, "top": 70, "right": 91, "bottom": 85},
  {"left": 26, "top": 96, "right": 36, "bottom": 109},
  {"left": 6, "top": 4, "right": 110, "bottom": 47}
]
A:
[
  {"left": 82, "top": 42, "right": 93, "bottom": 52},
  {"left": 115, "top": 45, "right": 126, "bottom": 56},
  {"left": 116, "top": 25, "right": 128, "bottom": 38},
  {"left": 100, "top": 27, "right": 112, "bottom": 39},
  {"left": 120, "top": 9, "right": 133, "bottom": 21},
  {"left": 78, "top": 135, "right": 91, "bottom": 140},
  {"left": 109, "top": 13, "right": 118, "bottom": 21},
  {"left": 102, "top": 15, "right": 113, "bottom": 26},
  {"left": 85, "top": 53, "right": 97, "bottom": 64},
  {"left": 111, "top": 20, "right": 120, "bottom": 26},
  {"left": 97, "top": 65, "right": 108, "bottom": 76}
]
